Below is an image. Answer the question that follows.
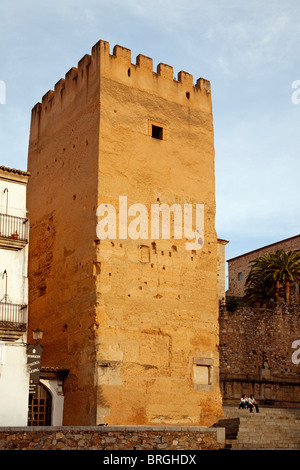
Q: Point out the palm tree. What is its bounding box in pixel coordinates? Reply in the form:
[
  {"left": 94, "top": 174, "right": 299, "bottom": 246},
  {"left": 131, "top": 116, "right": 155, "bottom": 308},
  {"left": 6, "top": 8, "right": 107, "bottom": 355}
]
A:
[
  {"left": 244, "top": 276, "right": 275, "bottom": 307},
  {"left": 268, "top": 250, "right": 300, "bottom": 303},
  {"left": 246, "top": 250, "right": 300, "bottom": 304},
  {"left": 246, "top": 252, "right": 280, "bottom": 303}
]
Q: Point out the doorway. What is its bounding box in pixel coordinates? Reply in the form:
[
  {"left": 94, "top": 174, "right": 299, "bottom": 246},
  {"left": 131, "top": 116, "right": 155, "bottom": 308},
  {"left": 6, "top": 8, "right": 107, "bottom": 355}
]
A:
[{"left": 28, "top": 383, "right": 52, "bottom": 426}]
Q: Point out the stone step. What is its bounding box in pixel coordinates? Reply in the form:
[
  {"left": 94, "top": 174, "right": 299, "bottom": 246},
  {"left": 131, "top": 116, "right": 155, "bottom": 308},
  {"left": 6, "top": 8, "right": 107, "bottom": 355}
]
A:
[
  {"left": 224, "top": 409, "right": 300, "bottom": 418},
  {"left": 228, "top": 442, "right": 300, "bottom": 450},
  {"left": 228, "top": 413, "right": 300, "bottom": 421},
  {"left": 237, "top": 416, "right": 300, "bottom": 423},
  {"left": 218, "top": 406, "right": 300, "bottom": 450},
  {"left": 236, "top": 433, "right": 300, "bottom": 438},
  {"left": 237, "top": 421, "right": 300, "bottom": 429},
  {"left": 224, "top": 405, "right": 300, "bottom": 414}
]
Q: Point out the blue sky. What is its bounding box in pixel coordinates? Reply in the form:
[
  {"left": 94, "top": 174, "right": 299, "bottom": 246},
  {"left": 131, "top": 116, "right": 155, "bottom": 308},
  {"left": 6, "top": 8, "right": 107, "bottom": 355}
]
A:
[{"left": 0, "top": 0, "right": 299, "bottom": 272}]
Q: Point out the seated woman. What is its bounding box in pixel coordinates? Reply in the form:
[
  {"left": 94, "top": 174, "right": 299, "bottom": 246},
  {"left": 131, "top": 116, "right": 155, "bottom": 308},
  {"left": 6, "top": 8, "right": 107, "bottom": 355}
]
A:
[{"left": 238, "top": 394, "right": 248, "bottom": 409}]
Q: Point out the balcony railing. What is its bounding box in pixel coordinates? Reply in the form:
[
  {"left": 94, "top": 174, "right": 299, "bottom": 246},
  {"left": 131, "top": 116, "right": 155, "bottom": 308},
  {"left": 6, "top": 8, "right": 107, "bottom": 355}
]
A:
[
  {"left": 0, "top": 213, "right": 29, "bottom": 241},
  {"left": 0, "top": 302, "right": 27, "bottom": 328},
  {"left": 0, "top": 213, "right": 29, "bottom": 250}
]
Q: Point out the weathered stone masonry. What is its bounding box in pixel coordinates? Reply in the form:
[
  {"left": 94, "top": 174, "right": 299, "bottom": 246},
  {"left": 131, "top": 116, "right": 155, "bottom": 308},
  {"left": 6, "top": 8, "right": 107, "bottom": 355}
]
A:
[
  {"left": 0, "top": 426, "right": 225, "bottom": 450},
  {"left": 219, "top": 303, "right": 300, "bottom": 407}
]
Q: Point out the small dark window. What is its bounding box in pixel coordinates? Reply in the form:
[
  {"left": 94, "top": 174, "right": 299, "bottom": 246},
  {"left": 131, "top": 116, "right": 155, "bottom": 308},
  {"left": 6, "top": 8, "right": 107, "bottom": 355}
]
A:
[
  {"left": 152, "top": 125, "right": 163, "bottom": 140},
  {"left": 238, "top": 272, "right": 242, "bottom": 281}
]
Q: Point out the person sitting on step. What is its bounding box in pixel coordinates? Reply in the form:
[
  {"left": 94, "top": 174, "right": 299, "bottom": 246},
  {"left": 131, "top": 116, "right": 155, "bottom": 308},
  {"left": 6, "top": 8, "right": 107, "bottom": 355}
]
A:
[
  {"left": 248, "top": 394, "right": 259, "bottom": 413},
  {"left": 238, "top": 394, "right": 249, "bottom": 409}
]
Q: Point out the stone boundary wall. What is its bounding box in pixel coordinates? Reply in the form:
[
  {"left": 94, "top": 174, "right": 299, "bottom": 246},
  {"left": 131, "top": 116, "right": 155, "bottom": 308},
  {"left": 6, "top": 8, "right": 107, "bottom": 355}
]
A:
[
  {"left": 0, "top": 426, "right": 225, "bottom": 450},
  {"left": 219, "top": 303, "right": 300, "bottom": 406}
]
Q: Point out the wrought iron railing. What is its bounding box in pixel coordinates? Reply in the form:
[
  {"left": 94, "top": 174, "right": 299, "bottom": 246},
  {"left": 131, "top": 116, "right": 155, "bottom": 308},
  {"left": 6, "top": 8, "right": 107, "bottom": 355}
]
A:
[
  {"left": 0, "top": 213, "right": 29, "bottom": 242},
  {"left": 0, "top": 302, "right": 27, "bottom": 327}
]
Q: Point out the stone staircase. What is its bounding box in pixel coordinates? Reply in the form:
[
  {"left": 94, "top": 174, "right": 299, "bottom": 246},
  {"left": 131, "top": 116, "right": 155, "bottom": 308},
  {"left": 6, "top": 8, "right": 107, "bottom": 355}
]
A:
[{"left": 215, "top": 405, "right": 300, "bottom": 450}]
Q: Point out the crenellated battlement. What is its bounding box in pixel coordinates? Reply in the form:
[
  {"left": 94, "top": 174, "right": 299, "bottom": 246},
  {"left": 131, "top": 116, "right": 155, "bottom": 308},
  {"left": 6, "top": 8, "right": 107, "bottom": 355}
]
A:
[{"left": 31, "top": 40, "right": 212, "bottom": 123}]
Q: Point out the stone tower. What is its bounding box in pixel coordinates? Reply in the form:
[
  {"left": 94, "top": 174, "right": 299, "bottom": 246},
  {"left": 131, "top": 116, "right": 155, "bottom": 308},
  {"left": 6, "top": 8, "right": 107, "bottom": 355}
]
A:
[{"left": 27, "top": 40, "right": 223, "bottom": 426}]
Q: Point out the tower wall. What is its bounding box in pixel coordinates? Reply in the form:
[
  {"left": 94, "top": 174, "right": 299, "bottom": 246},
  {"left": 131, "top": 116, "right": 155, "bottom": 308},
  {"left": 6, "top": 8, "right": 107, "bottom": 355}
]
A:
[
  {"left": 27, "top": 48, "right": 101, "bottom": 425},
  {"left": 27, "top": 40, "right": 223, "bottom": 426}
]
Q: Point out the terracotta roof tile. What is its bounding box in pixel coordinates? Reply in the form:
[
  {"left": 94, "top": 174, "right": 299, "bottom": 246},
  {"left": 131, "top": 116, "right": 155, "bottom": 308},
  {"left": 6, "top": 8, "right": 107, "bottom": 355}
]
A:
[{"left": 0, "top": 165, "right": 30, "bottom": 176}]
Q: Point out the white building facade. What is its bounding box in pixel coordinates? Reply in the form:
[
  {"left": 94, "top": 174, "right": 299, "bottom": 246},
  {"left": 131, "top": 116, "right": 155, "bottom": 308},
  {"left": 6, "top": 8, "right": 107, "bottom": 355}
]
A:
[{"left": 0, "top": 165, "right": 30, "bottom": 426}]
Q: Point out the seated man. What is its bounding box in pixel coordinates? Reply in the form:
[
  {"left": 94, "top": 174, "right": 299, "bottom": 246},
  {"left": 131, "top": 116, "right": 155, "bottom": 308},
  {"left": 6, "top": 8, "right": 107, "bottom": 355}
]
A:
[{"left": 248, "top": 394, "right": 259, "bottom": 413}]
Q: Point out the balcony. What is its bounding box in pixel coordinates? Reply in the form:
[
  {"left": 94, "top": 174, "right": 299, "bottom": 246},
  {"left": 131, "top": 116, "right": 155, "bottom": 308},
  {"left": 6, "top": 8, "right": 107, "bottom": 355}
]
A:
[
  {"left": 0, "top": 213, "right": 29, "bottom": 250},
  {"left": 0, "top": 302, "right": 27, "bottom": 341}
]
